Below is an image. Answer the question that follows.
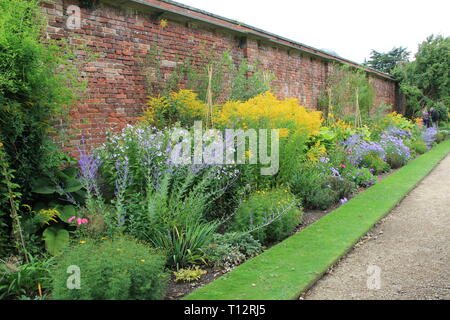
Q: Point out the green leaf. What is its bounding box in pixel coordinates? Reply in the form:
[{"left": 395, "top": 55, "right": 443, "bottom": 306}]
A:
[
  {"left": 42, "top": 226, "right": 69, "bottom": 255},
  {"left": 61, "top": 177, "right": 82, "bottom": 193},
  {"left": 60, "top": 205, "right": 76, "bottom": 222},
  {"left": 62, "top": 166, "right": 79, "bottom": 179},
  {"left": 31, "top": 177, "right": 57, "bottom": 194}
]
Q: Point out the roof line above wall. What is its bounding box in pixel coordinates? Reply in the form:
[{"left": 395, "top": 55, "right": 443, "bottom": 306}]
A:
[{"left": 117, "top": 0, "right": 396, "bottom": 81}]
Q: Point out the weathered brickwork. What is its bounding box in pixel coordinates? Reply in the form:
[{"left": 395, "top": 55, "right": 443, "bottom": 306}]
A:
[
  {"left": 370, "top": 76, "right": 398, "bottom": 108},
  {"left": 42, "top": 0, "right": 398, "bottom": 155}
]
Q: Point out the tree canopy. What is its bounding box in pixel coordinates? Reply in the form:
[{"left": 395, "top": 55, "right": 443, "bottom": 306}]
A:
[
  {"left": 392, "top": 35, "right": 449, "bottom": 118},
  {"left": 363, "top": 47, "right": 410, "bottom": 75}
]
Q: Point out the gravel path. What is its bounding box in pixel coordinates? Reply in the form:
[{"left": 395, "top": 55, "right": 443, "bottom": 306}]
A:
[{"left": 303, "top": 153, "right": 450, "bottom": 300}]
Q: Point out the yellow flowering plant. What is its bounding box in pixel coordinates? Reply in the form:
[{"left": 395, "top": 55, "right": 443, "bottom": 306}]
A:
[
  {"left": 34, "top": 208, "right": 61, "bottom": 225},
  {"left": 382, "top": 112, "right": 415, "bottom": 130},
  {"left": 173, "top": 266, "right": 207, "bottom": 282},
  {"left": 305, "top": 141, "right": 327, "bottom": 163},
  {"left": 159, "top": 19, "right": 168, "bottom": 28},
  {"left": 141, "top": 89, "right": 206, "bottom": 127},
  {"left": 214, "top": 92, "right": 323, "bottom": 187},
  {"left": 215, "top": 91, "right": 322, "bottom": 136}
]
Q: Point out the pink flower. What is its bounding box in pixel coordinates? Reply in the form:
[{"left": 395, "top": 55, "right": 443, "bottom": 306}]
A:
[
  {"left": 68, "top": 216, "right": 76, "bottom": 223},
  {"left": 81, "top": 218, "right": 88, "bottom": 224},
  {"left": 77, "top": 218, "right": 82, "bottom": 225}
]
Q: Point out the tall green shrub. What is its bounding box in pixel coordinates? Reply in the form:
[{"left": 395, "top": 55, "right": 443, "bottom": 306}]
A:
[
  {"left": 0, "top": 0, "right": 85, "bottom": 202},
  {"left": 393, "top": 35, "right": 450, "bottom": 117}
]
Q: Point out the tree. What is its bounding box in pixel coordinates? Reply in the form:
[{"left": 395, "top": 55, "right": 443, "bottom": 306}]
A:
[
  {"left": 364, "top": 47, "right": 410, "bottom": 75},
  {"left": 393, "top": 35, "right": 450, "bottom": 117}
]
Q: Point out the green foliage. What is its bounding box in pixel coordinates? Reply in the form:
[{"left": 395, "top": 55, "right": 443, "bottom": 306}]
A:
[
  {"left": 385, "top": 153, "right": 405, "bottom": 169},
  {"left": 409, "top": 139, "right": 428, "bottom": 155},
  {"left": 51, "top": 236, "right": 168, "bottom": 300},
  {"left": 173, "top": 266, "right": 207, "bottom": 282},
  {"left": 289, "top": 167, "right": 338, "bottom": 210},
  {"left": 363, "top": 47, "right": 410, "bottom": 75},
  {"left": 236, "top": 121, "right": 309, "bottom": 191},
  {"left": 229, "top": 189, "right": 302, "bottom": 245},
  {"left": 143, "top": 45, "right": 274, "bottom": 104},
  {"left": 228, "top": 60, "right": 274, "bottom": 102},
  {"left": 319, "top": 64, "right": 375, "bottom": 123},
  {"left": 0, "top": 254, "right": 55, "bottom": 299},
  {"left": 0, "top": 212, "right": 8, "bottom": 256},
  {"left": 0, "top": 147, "right": 12, "bottom": 256},
  {"left": 0, "top": 143, "right": 28, "bottom": 259},
  {"left": 0, "top": 0, "right": 86, "bottom": 205},
  {"left": 150, "top": 223, "right": 218, "bottom": 269},
  {"left": 277, "top": 127, "right": 310, "bottom": 184},
  {"left": 326, "top": 176, "right": 355, "bottom": 200},
  {"left": 360, "top": 153, "right": 390, "bottom": 175},
  {"left": 42, "top": 225, "right": 70, "bottom": 256},
  {"left": 433, "top": 102, "right": 449, "bottom": 124},
  {"left": 434, "top": 132, "right": 445, "bottom": 143},
  {"left": 31, "top": 166, "right": 82, "bottom": 196},
  {"left": 127, "top": 166, "right": 231, "bottom": 268},
  {"left": 393, "top": 35, "right": 450, "bottom": 117},
  {"left": 201, "top": 232, "right": 262, "bottom": 269},
  {"left": 344, "top": 167, "right": 376, "bottom": 188}
]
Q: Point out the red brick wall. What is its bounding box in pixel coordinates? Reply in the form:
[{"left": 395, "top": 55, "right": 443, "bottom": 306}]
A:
[
  {"left": 43, "top": 0, "right": 397, "bottom": 155},
  {"left": 370, "top": 76, "right": 397, "bottom": 109}
]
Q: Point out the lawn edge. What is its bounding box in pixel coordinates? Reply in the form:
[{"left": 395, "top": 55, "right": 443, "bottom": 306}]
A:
[{"left": 184, "top": 140, "right": 450, "bottom": 300}]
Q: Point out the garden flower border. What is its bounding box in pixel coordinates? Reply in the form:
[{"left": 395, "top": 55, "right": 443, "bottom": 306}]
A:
[{"left": 185, "top": 139, "right": 450, "bottom": 300}]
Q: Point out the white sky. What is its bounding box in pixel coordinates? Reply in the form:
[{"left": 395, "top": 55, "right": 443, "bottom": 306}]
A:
[{"left": 174, "top": 0, "right": 450, "bottom": 64}]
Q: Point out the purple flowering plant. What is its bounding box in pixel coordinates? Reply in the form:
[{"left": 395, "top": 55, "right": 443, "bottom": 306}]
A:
[
  {"left": 77, "top": 138, "right": 105, "bottom": 215},
  {"left": 342, "top": 134, "right": 386, "bottom": 166},
  {"left": 379, "top": 130, "right": 411, "bottom": 165},
  {"left": 422, "top": 127, "right": 438, "bottom": 149}
]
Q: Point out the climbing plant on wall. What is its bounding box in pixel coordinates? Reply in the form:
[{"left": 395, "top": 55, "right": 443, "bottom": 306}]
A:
[
  {"left": 318, "top": 64, "right": 375, "bottom": 125},
  {"left": 141, "top": 42, "right": 274, "bottom": 105}
]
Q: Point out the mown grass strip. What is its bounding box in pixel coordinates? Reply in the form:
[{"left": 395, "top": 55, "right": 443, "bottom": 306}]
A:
[{"left": 185, "top": 139, "right": 450, "bottom": 300}]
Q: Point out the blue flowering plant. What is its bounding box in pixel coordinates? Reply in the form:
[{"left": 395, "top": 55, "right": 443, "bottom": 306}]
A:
[
  {"left": 422, "top": 127, "right": 438, "bottom": 150},
  {"left": 342, "top": 134, "right": 386, "bottom": 166},
  {"left": 379, "top": 129, "right": 412, "bottom": 168}
]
